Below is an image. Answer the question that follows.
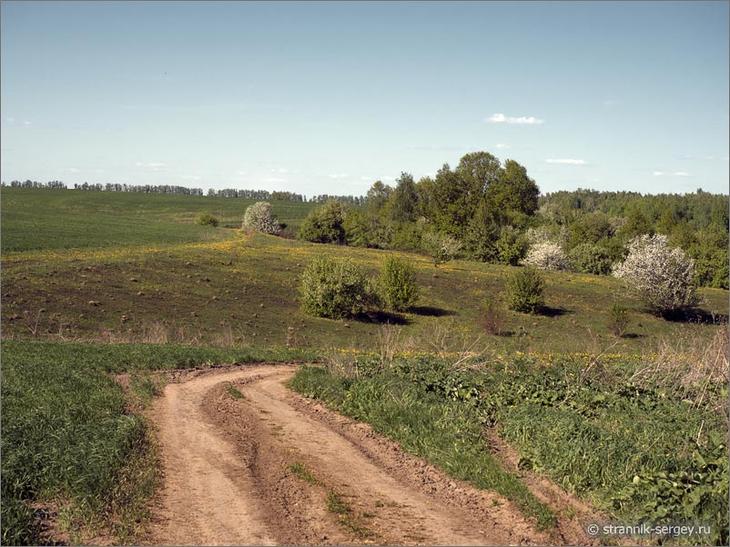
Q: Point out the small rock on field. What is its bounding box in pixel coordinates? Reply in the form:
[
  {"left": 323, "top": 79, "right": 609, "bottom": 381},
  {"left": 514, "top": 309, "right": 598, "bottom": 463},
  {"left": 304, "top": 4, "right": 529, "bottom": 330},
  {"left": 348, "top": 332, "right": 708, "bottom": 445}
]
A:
[
  {"left": 129, "top": 277, "right": 139, "bottom": 282},
  {"left": 259, "top": 303, "right": 264, "bottom": 308},
  {"left": 211, "top": 295, "right": 218, "bottom": 300},
  {"left": 137, "top": 291, "right": 144, "bottom": 296},
  {"left": 88, "top": 300, "right": 100, "bottom": 306}
]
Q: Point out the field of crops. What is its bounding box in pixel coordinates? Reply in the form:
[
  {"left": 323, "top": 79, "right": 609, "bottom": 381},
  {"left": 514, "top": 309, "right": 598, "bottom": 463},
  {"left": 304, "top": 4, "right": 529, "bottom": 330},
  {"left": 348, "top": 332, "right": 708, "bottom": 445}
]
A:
[{"left": 0, "top": 188, "right": 314, "bottom": 252}]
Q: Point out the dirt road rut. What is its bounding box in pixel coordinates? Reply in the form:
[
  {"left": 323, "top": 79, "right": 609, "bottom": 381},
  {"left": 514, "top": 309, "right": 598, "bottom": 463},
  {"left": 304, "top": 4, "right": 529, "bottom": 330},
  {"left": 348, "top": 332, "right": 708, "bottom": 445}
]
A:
[{"left": 146, "top": 365, "right": 579, "bottom": 545}]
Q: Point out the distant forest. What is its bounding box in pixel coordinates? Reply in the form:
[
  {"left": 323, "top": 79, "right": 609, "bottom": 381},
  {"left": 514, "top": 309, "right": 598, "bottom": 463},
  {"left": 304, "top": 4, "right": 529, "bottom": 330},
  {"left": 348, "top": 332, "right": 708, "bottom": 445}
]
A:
[
  {"left": 1, "top": 179, "right": 364, "bottom": 204},
  {"left": 3, "top": 153, "right": 728, "bottom": 289}
]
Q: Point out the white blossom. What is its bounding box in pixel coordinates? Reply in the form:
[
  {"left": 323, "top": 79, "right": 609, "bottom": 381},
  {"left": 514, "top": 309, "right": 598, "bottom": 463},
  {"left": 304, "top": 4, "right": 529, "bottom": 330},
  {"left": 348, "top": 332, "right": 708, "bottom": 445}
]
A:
[
  {"left": 612, "top": 234, "right": 699, "bottom": 314},
  {"left": 522, "top": 241, "right": 569, "bottom": 271},
  {"left": 242, "top": 202, "right": 280, "bottom": 235}
]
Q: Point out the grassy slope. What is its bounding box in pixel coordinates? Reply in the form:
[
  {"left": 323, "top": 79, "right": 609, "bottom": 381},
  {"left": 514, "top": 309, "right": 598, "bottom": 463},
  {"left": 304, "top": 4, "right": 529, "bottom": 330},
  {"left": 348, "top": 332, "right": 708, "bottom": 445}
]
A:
[
  {"left": 0, "top": 340, "right": 315, "bottom": 545},
  {"left": 2, "top": 232, "right": 727, "bottom": 353},
  {"left": 0, "top": 188, "right": 314, "bottom": 252}
]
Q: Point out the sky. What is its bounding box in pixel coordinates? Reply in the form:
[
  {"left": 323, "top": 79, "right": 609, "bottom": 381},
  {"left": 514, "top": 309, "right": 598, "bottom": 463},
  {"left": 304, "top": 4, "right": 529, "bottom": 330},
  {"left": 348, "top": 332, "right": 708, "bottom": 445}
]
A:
[{"left": 1, "top": 1, "right": 728, "bottom": 196}]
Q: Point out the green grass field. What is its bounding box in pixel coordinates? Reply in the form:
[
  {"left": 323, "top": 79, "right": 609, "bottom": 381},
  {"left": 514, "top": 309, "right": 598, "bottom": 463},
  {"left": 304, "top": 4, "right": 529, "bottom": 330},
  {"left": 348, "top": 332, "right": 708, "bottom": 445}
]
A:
[
  {"left": 2, "top": 189, "right": 728, "bottom": 544},
  {"left": 2, "top": 231, "right": 726, "bottom": 353},
  {"left": 0, "top": 188, "right": 314, "bottom": 252}
]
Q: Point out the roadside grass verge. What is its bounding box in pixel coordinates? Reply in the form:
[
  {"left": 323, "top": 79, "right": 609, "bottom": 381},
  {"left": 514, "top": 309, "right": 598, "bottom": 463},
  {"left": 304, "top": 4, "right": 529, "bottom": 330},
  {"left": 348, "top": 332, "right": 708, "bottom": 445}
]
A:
[
  {"left": 289, "top": 366, "right": 557, "bottom": 529},
  {"left": 0, "top": 339, "right": 315, "bottom": 545},
  {"left": 289, "top": 352, "right": 729, "bottom": 544}
]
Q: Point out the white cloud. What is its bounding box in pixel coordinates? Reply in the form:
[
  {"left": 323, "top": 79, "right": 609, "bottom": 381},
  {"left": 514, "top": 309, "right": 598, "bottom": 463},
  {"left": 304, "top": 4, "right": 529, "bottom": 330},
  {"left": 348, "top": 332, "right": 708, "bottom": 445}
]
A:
[
  {"left": 328, "top": 173, "right": 350, "bottom": 179},
  {"left": 546, "top": 158, "right": 587, "bottom": 165},
  {"left": 181, "top": 175, "right": 201, "bottom": 181},
  {"left": 382, "top": 175, "right": 396, "bottom": 182},
  {"left": 653, "top": 171, "right": 691, "bottom": 177},
  {"left": 22, "top": 120, "right": 31, "bottom": 126},
  {"left": 65, "top": 167, "right": 81, "bottom": 173},
  {"left": 486, "top": 113, "right": 544, "bottom": 125},
  {"left": 270, "top": 167, "right": 289, "bottom": 174},
  {"left": 495, "top": 143, "right": 510, "bottom": 149},
  {"left": 263, "top": 177, "right": 287, "bottom": 183},
  {"left": 5, "top": 117, "right": 15, "bottom": 123}
]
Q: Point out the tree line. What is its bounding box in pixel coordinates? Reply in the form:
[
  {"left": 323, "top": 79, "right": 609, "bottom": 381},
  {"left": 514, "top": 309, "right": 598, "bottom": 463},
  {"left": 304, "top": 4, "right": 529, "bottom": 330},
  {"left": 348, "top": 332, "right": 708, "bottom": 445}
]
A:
[{"left": 291, "top": 151, "right": 728, "bottom": 289}]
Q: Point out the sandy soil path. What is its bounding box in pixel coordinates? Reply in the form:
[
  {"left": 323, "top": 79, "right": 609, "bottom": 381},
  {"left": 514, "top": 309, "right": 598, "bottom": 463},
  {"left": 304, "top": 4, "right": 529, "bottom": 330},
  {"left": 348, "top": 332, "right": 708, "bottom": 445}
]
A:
[{"left": 146, "top": 364, "right": 590, "bottom": 545}]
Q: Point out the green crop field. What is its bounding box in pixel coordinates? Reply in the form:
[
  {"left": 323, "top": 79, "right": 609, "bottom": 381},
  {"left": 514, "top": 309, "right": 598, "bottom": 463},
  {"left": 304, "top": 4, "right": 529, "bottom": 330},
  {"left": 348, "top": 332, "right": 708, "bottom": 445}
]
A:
[{"left": 0, "top": 188, "right": 315, "bottom": 252}]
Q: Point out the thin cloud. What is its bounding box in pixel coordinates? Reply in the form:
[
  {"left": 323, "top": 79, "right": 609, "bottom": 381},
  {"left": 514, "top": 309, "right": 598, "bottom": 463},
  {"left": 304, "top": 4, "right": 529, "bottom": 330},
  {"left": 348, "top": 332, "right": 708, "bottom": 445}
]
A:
[
  {"left": 546, "top": 158, "right": 587, "bottom": 165},
  {"left": 495, "top": 143, "right": 510, "bottom": 149},
  {"left": 328, "top": 173, "right": 350, "bottom": 179},
  {"left": 653, "top": 171, "right": 690, "bottom": 177},
  {"left": 486, "top": 113, "right": 544, "bottom": 125}
]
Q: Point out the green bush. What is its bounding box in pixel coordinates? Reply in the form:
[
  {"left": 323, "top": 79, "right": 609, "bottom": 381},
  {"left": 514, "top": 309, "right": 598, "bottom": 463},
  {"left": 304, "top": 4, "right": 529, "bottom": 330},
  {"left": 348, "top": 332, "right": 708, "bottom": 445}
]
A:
[
  {"left": 607, "top": 302, "right": 630, "bottom": 337},
  {"left": 507, "top": 267, "right": 545, "bottom": 313},
  {"left": 196, "top": 213, "right": 219, "bottom": 227},
  {"left": 421, "top": 231, "right": 462, "bottom": 266},
  {"left": 299, "top": 256, "right": 375, "bottom": 318},
  {"left": 378, "top": 256, "right": 419, "bottom": 311},
  {"left": 298, "top": 200, "right": 347, "bottom": 244},
  {"left": 568, "top": 243, "right": 613, "bottom": 275},
  {"left": 496, "top": 226, "right": 528, "bottom": 266}
]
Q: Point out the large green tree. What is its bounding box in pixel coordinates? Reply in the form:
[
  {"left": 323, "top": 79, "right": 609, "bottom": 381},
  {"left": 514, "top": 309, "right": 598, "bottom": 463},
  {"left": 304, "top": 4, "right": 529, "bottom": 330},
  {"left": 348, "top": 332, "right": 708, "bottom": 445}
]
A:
[{"left": 386, "top": 172, "right": 419, "bottom": 223}]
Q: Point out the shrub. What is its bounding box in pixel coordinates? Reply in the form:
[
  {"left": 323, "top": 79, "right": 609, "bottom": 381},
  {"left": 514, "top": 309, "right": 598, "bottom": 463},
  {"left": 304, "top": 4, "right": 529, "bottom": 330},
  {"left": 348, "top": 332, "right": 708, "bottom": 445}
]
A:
[
  {"left": 378, "top": 256, "right": 419, "bottom": 311},
  {"left": 299, "top": 256, "right": 375, "bottom": 318},
  {"left": 496, "top": 226, "right": 528, "bottom": 266},
  {"left": 607, "top": 302, "right": 630, "bottom": 337},
  {"left": 507, "top": 268, "right": 545, "bottom": 313},
  {"left": 522, "top": 241, "right": 569, "bottom": 271},
  {"left": 196, "top": 213, "right": 219, "bottom": 227},
  {"left": 613, "top": 234, "right": 699, "bottom": 316},
  {"left": 421, "top": 231, "right": 462, "bottom": 266},
  {"left": 568, "top": 243, "right": 613, "bottom": 275},
  {"left": 242, "top": 202, "right": 280, "bottom": 234},
  {"left": 481, "top": 298, "right": 506, "bottom": 335},
  {"left": 299, "top": 200, "right": 347, "bottom": 244}
]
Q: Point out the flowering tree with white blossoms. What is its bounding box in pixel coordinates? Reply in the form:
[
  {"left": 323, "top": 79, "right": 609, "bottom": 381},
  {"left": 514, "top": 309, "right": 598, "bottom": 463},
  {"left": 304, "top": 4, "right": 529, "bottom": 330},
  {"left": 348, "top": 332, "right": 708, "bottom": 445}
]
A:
[
  {"left": 522, "top": 241, "right": 569, "bottom": 271},
  {"left": 612, "top": 234, "right": 699, "bottom": 315},
  {"left": 242, "top": 202, "right": 280, "bottom": 235}
]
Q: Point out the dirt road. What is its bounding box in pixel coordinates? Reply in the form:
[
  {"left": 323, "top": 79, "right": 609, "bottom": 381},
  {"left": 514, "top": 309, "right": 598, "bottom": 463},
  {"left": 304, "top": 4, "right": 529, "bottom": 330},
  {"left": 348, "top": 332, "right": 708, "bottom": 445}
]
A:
[{"left": 146, "top": 364, "right": 585, "bottom": 545}]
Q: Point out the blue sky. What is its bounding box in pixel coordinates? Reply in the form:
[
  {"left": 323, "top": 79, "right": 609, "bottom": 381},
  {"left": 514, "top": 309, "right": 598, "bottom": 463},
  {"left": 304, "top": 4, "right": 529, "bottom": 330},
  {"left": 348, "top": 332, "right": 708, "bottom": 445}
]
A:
[{"left": 1, "top": 1, "right": 728, "bottom": 195}]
